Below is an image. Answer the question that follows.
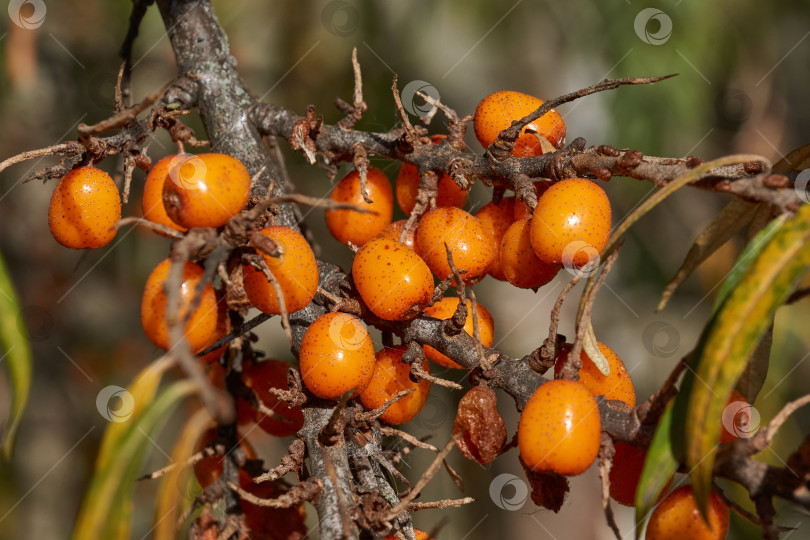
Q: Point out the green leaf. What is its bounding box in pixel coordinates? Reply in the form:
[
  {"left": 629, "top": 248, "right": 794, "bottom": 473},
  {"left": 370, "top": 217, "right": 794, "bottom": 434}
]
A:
[
  {"left": 736, "top": 326, "right": 773, "bottom": 403},
  {"left": 0, "top": 250, "right": 32, "bottom": 460},
  {"left": 634, "top": 403, "right": 678, "bottom": 536},
  {"left": 678, "top": 203, "right": 810, "bottom": 514},
  {"left": 657, "top": 199, "right": 758, "bottom": 312},
  {"left": 72, "top": 379, "right": 196, "bottom": 540}
]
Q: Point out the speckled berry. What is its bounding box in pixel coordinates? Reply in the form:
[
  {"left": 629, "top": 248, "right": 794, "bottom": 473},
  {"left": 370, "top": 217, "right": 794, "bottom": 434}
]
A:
[
  {"left": 475, "top": 197, "right": 516, "bottom": 281},
  {"left": 500, "top": 218, "right": 561, "bottom": 289},
  {"left": 416, "top": 207, "right": 496, "bottom": 284},
  {"left": 352, "top": 238, "right": 433, "bottom": 321},
  {"left": 396, "top": 136, "right": 468, "bottom": 216},
  {"left": 530, "top": 178, "right": 611, "bottom": 266},
  {"left": 162, "top": 153, "right": 251, "bottom": 229},
  {"left": 646, "top": 485, "right": 729, "bottom": 540},
  {"left": 48, "top": 166, "right": 121, "bottom": 249},
  {"left": 555, "top": 342, "right": 636, "bottom": 408},
  {"left": 359, "top": 346, "right": 430, "bottom": 425},
  {"left": 298, "top": 312, "right": 375, "bottom": 399},
  {"left": 140, "top": 258, "right": 219, "bottom": 352},
  {"left": 376, "top": 219, "right": 419, "bottom": 254},
  {"left": 474, "top": 90, "right": 566, "bottom": 156},
  {"left": 325, "top": 167, "right": 393, "bottom": 246},
  {"left": 518, "top": 379, "right": 601, "bottom": 476},
  {"left": 142, "top": 155, "right": 188, "bottom": 235},
  {"left": 243, "top": 226, "right": 318, "bottom": 315}
]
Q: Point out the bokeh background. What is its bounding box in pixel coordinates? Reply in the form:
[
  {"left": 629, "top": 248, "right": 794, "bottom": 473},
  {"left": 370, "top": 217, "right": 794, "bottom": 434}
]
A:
[{"left": 1, "top": 0, "right": 809, "bottom": 538}]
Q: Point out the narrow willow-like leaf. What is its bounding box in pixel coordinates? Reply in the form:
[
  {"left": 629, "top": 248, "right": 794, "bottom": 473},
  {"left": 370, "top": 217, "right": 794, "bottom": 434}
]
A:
[
  {"left": 657, "top": 199, "right": 758, "bottom": 312},
  {"left": 683, "top": 203, "right": 810, "bottom": 513},
  {"left": 154, "top": 408, "right": 212, "bottom": 540},
  {"left": 0, "top": 251, "right": 32, "bottom": 460},
  {"left": 634, "top": 403, "right": 678, "bottom": 538},
  {"left": 72, "top": 380, "right": 197, "bottom": 540}
]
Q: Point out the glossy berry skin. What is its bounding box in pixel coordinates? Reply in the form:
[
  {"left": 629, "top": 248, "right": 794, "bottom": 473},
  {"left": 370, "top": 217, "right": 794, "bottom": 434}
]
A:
[
  {"left": 162, "top": 152, "right": 251, "bottom": 229},
  {"left": 474, "top": 90, "right": 566, "bottom": 156},
  {"left": 325, "top": 167, "right": 393, "bottom": 246},
  {"left": 197, "top": 297, "right": 230, "bottom": 364},
  {"left": 475, "top": 197, "right": 516, "bottom": 281},
  {"left": 352, "top": 238, "right": 434, "bottom": 321},
  {"left": 142, "top": 155, "right": 188, "bottom": 235},
  {"left": 242, "top": 226, "right": 318, "bottom": 315},
  {"left": 193, "top": 429, "right": 256, "bottom": 488},
  {"left": 359, "top": 346, "right": 431, "bottom": 425},
  {"left": 518, "top": 379, "right": 601, "bottom": 476},
  {"left": 530, "top": 178, "right": 612, "bottom": 266},
  {"left": 377, "top": 219, "right": 419, "bottom": 253},
  {"left": 396, "top": 138, "right": 468, "bottom": 216},
  {"left": 500, "top": 218, "right": 561, "bottom": 289},
  {"left": 719, "top": 390, "right": 751, "bottom": 443},
  {"left": 646, "top": 485, "right": 729, "bottom": 540},
  {"left": 242, "top": 359, "right": 304, "bottom": 437},
  {"left": 48, "top": 166, "right": 121, "bottom": 249},
  {"left": 140, "top": 258, "right": 218, "bottom": 352},
  {"left": 416, "top": 207, "right": 496, "bottom": 284},
  {"left": 555, "top": 342, "right": 636, "bottom": 408},
  {"left": 298, "top": 312, "right": 376, "bottom": 399},
  {"left": 423, "top": 298, "right": 494, "bottom": 369}
]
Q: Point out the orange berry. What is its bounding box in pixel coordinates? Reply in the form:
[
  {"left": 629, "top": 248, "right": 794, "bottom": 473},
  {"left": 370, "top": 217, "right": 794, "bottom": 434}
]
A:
[
  {"left": 514, "top": 182, "right": 551, "bottom": 221},
  {"left": 193, "top": 428, "right": 256, "bottom": 488},
  {"left": 646, "top": 485, "right": 730, "bottom": 540},
  {"left": 530, "top": 178, "right": 612, "bottom": 267},
  {"left": 423, "top": 297, "right": 494, "bottom": 369},
  {"left": 396, "top": 137, "right": 468, "bottom": 216},
  {"left": 500, "top": 218, "right": 561, "bottom": 289},
  {"left": 416, "top": 207, "right": 496, "bottom": 284},
  {"left": 518, "top": 379, "right": 601, "bottom": 476},
  {"left": 325, "top": 167, "right": 393, "bottom": 246},
  {"left": 140, "top": 258, "right": 218, "bottom": 352},
  {"left": 48, "top": 166, "right": 121, "bottom": 249},
  {"left": 474, "top": 197, "right": 516, "bottom": 281},
  {"left": 197, "top": 297, "right": 231, "bottom": 364},
  {"left": 242, "top": 359, "right": 304, "bottom": 437},
  {"left": 162, "top": 153, "right": 251, "bottom": 229},
  {"left": 142, "top": 155, "right": 188, "bottom": 235},
  {"left": 719, "top": 390, "right": 753, "bottom": 443},
  {"left": 242, "top": 226, "right": 318, "bottom": 315},
  {"left": 352, "top": 238, "right": 433, "bottom": 321},
  {"left": 298, "top": 312, "right": 376, "bottom": 399},
  {"left": 474, "top": 90, "right": 566, "bottom": 156},
  {"left": 359, "top": 346, "right": 431, "bottom": 425},
  {"left": 555, "top": 342, "right": 636, "bottom": 407},
  {"left": 377, "top": 219, "right": 419, "bottom": 253},
  {"left": 609, "top": 442, "right": 673, "bottom": 507}
]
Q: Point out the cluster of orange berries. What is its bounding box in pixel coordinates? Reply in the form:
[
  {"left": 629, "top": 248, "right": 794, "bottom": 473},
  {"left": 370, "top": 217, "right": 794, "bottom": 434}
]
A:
[{"left": 44, "top": 90, "right": 732, "bottom": 538}]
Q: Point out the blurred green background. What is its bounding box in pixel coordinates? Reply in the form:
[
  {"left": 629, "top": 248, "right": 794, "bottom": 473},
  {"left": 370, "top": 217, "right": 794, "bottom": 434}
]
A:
[{"left": 1, "top": 0, "right": 809, "bottom": 538}]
